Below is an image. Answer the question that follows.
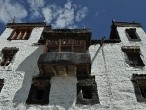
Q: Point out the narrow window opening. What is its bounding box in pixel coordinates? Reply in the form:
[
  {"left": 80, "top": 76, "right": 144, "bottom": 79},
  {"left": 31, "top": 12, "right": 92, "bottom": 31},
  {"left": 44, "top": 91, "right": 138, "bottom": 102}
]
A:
[
  {"left": 76, "top": 76, "right": 99, "bottom": 105},
  {"left": 122, "top": 47, "right": 144, "bottom": 67},
  {"left": 131, "top": 74, "right": 146, "bottom": 102},
  {"left": 0, "top": 79, "right": 4, "bottom": 93},
  {"left": 125, "top": 28, "right": 141, "bottom": 41},
  {"left": 0, "top": 47, "right": 19, "bottom": 66},
  {"left": 26, "top": 78, "right": 51, "bottom": 105},
  {"left": 126, "top": 52, "right": 144, "bottom": 67},
  {"left": 140, "top": 88, "right": 146, "bottom": 98}
]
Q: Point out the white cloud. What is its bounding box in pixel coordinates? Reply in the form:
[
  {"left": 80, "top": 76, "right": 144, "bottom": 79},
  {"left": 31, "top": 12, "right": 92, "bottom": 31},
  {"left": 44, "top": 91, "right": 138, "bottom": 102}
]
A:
[
  {"left": 53, "top": 1, "right": 75, "bottom": 28},
  {"left": 42, "top": 0, "right": 88, "bottom": 28},
  {"left": 27, "top": 0, "right": 45, "bottom": 19},
  {"left": 0, "top": 0, "right": 88, "bottom": 28},
  {"left": 0, "top": 0, "right": 27, "bottom": 23},
  {"left": 75, "top": 7, "right": 88, "bottom": 22},
  {"left": 42, "top": 7, "right": 52, "bottom": 23},
  {"left": 27, "top": 0, "right": 45, "bottom": 8}
]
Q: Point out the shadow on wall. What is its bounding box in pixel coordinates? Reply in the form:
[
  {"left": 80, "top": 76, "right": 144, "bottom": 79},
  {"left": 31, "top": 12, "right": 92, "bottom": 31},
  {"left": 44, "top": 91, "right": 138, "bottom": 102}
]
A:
[
  {"left": 49, "top": 76, "right": 77, "bottom": 110},
  {"left": 91, "top": 45, "right": 102, "bottom": 65},
  {"left": 13, "top": 46, "right": 44, "bottom": 105}
]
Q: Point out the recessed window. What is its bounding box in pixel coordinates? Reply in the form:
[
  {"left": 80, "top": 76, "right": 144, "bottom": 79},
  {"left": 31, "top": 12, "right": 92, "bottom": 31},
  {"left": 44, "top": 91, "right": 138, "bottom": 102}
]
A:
[
  {"left": 74, "top": 46, "right": 85, "bottom": 53},
  {"left": 61, "top": 46, "right": 71, "bottom": 52},
  {"left": 82, "top": 86, "right": 93, "bottom": 99},
  {"left": 76, "top": 76, "right": 99, "bottom": 105},
  {"left": 47, "top": 46, "right": 59, "bottom": 52},
  {"left": 0, "top": 47, "right": 19, "bottom": 66},
  {"left": 0, "top": 79, "right": 4, "bottom": 93},
  {"left": 7, "top": 28, "right": 32, "bottom": 40},
  {"left": 26, "top": 78, "right": 51, "bottom": 105},
  {"left": 131, "top": 74, "right": 146, "bottom": 102},
  {"left": 122, "top": 47, "right": 144, "bottom": 67},
  {"left": 32, "top": 88, "right": 45, "bottom": 101},
  {"left": 125, "top": 28, "right": 141, "bottom": 41},
  {"left": 140, "top": 88, "right": 146, "bottom": 98}
]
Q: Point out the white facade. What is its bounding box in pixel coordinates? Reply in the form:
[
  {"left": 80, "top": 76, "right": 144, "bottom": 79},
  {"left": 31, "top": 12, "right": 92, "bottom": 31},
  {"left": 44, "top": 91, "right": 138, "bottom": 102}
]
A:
[{"left": 0, "top": 23, "right": 146, "bottom": 110}]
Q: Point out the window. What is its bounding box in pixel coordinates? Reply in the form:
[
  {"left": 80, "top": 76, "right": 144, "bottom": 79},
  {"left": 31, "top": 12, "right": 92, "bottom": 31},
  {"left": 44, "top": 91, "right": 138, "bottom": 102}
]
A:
[
  {"left": 131, "top": 74, "right": 146, "bottom": 102},
  {"left": 61, "top": 39, "right": 70, "bottom": 45},
  {"left": 48, "top": 39, "right": 59, "bottom": 45},
  {"left": 125, "top": 28, "right": 141, "bottom": 41},
  {"left": 26, "top": 77, "right": 51, "bottom": 105},
  {"left": 47, "top": 46, "right": 59, "bottom": 52},
  {"left": 140, "top": 88, "right": 146, "bottom": 98},
  {"left": 61, "top": 46, "right": 71, "bottom": 52},
  {"left": 7, "top": 28, "right": 32, "bottom": 40},
  {"left": 74, "top": 46, "right": 85, "bottom": 53},
  {"left": 74, "top": 40, "right": 85, "bottom": 45},
  {"left": 82, "top": 86, "right": 92, "bottom": 99},
  {"left": 0, "top": 47, "right": 19, "bottom": 66},
  {"left": 61, "top": 39, "right": 71, "bottom": 52},
  {"left": 32, "top": 87, "right": 45, "bottom": 101},
  {"left": 122, "top": 47, "right": 144, "bottom": 67},
  {"left": 0, "top": 79, "right": 4, "bottom": 92},
  {"left": 76, "top": 76, "right": 99, "bottom": 105}
]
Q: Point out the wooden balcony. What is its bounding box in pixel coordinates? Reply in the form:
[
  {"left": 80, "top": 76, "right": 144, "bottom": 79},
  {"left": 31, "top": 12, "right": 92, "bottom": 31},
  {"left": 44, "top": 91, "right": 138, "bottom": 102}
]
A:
[{"left": 38, "top": 52, "right": 91, "bottom": 77}]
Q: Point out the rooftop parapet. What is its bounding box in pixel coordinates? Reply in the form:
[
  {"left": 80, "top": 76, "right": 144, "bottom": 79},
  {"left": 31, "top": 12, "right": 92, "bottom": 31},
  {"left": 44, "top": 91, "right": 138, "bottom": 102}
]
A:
[
  {"left": 6, "top": 22, "right": 49, "bottom": 28},
  {"left": 112, "top": 21, "right": 142, "bottom": 27}
]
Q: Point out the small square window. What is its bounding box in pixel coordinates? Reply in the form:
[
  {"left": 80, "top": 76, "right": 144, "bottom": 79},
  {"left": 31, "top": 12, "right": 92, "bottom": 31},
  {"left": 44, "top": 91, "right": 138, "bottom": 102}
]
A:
[
  {"left": 122, "top": 47, "right": 144, "bottom": 67},
  {"left": 7, "top": 28, "right": 32, "bottom": 40},
  {"left": 131, "top": 74, "right": 146, "bottom": 102},
  {"left": 76, "top": 76, "right": 99, "bottom": 105},
  {"left": 26, "top": 77, "right": 51, "bottom": 105},
  {"left": 125, "top": 28, "right": 141, "bottom": 41},
  {"left": 0, "top": 47, "right": 19, "bottom": 66}
]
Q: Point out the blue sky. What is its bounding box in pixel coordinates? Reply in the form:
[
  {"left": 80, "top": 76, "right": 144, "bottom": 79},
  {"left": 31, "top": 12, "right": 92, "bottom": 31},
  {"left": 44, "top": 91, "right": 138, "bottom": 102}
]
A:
[{"left": 0, "top": 0, "right": 146, "bottom": 39}]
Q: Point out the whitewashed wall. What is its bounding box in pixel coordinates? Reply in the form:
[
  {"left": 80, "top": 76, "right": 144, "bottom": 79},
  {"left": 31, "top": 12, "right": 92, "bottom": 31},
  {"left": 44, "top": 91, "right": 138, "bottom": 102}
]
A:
[
  {"left": 0, "top": 25, "right": 146, "bottom": 110},
  {"left": 89, "top": 26, "right": 146, "bottom": 110}
]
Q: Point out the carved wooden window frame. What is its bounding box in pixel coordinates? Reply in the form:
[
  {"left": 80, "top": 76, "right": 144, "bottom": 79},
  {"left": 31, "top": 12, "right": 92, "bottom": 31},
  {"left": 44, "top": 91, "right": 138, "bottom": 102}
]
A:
[{"left": 7, "top": 28, "right": 32, "bottom": 40}]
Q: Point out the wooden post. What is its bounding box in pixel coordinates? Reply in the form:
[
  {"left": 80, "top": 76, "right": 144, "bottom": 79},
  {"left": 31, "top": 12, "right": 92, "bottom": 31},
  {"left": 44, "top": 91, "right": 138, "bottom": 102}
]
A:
[
  {"left": 59, "top": 39, "right": 61, "bottom": 52},
  {"left": 22, "top": 31, "right": 27, "bottom": 39},
  {"left": 44, "top": 40, "right": 49, "bottom": 53},
  {"left": 11, "top": 31, "right": 17, "bottom": 39},
  {"left": 71, "top": 39, "right": 74, "bottom": 52},
  {"left": 16, "top": 31, "right": 22, "bottom": 39}
]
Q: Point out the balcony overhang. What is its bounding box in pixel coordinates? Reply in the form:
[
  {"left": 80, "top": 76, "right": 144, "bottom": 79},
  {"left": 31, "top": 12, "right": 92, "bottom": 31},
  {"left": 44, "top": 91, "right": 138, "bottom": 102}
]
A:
[{"left": 38, "top": 52, "right": 91, "bottom": 65}]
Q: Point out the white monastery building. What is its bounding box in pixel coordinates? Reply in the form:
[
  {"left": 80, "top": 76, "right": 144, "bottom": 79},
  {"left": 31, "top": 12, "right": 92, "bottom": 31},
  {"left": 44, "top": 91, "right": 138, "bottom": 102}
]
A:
[{"left": 0, "top": 21, "right": 146, "bottom": 110}]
